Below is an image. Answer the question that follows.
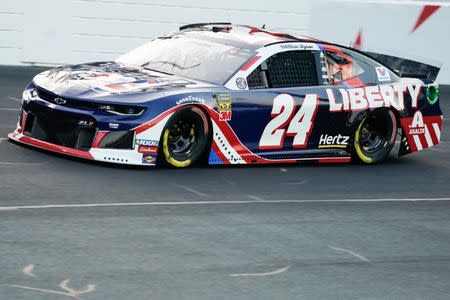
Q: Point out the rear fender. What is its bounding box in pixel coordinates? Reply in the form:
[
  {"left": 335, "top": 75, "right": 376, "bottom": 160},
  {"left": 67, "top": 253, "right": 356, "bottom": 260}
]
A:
[{"left": 397, "top": 80, "right": 443, "bottom": 156}]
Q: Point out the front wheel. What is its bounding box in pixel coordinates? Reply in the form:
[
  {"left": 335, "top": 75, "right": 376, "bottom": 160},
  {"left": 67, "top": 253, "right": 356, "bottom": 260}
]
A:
[
  {"left": 159, "top": 106, "right": 210, "bottom": 168},
  {"left": 353, "top": 109, "right": 397, "bottom": 164}
]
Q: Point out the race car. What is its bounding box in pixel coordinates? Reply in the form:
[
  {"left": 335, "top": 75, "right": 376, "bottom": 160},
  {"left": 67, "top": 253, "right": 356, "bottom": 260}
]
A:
[{"left": 9, "top": 23, "right": 443, "bottom": 167}]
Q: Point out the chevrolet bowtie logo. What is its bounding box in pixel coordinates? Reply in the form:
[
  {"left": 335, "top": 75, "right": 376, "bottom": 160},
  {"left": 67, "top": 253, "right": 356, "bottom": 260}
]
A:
[{"left": 54, "top": 98, "right": 67, "bottom": 105}]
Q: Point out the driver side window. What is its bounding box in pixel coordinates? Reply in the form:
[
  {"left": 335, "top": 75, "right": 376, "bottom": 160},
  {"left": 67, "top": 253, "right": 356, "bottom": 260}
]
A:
[
  {"left": 323, "top": 48, "right": 389, "bottom": 85},
  {"left": 324, "top": 50, "right": 364, "bottom": 85},
  {"left": 247, "top": 50, "right": 319, "bottom": 89}
]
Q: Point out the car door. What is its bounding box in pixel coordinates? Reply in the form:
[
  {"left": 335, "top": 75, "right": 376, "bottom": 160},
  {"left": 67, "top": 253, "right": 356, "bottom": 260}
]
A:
[{"left": 226, "top": 48, "right": 334, "bottom": 160}]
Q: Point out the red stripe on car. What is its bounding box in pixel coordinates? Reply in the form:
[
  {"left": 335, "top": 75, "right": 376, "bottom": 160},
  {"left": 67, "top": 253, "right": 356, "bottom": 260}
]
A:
[
  {"left": 318, "top": 158, "right": 351, "bottom": 163},
  {"left": 91, "top": 131, "right": 109, "bottom": 148},
  {"left": 211, "top": 140, "right": 230, "bottom": 164},
  {"left": 240, "top": 56, "right": 261, "bottom": 71},
  {"left": 19, "top": 136, "right": 94, "bottom": 160}
]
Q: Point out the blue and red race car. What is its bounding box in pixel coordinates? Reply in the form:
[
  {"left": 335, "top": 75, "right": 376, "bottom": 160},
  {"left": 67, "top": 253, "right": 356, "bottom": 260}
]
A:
[{"left": 9, "top": 23, "right": 443, "bottom": 167}]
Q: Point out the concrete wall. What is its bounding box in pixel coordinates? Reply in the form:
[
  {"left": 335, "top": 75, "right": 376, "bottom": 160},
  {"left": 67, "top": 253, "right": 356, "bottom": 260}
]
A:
[
  {"left": 0, "top": 0, "right": 310, "bottom": 66},
  {"left": 0, "top": 2, "right": 25, "bottom": 65}
]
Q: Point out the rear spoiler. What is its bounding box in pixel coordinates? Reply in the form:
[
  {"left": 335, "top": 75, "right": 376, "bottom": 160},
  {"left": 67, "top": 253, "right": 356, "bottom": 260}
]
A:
[{"left": 365, "top": 52, "right": 441, "bottom": 82}]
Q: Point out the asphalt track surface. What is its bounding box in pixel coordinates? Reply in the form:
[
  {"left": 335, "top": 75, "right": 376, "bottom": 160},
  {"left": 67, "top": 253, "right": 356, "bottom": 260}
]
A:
[{"left": 0, "top": 67, "right": 449, "bottom": 300}]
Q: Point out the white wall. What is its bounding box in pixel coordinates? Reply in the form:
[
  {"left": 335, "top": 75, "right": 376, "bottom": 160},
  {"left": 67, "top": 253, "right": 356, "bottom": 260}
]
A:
[
  {"left": 0, "top": 0, "right": 310, "bottom": 66},
  {"left": 1, "top": 0, "right": 449, "bottom": 83},
  {"left": 0, "top": 1, "right": 25, "bottom": 65},
  {"left": 311, "top": 0, "right": 450, "bottom": 84}
]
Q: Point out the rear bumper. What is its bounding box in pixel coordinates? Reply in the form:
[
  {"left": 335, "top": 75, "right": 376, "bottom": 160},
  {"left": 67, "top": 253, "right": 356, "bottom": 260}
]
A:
[{"left": 398, "top": 114, "right": 443, "bottom": 156}]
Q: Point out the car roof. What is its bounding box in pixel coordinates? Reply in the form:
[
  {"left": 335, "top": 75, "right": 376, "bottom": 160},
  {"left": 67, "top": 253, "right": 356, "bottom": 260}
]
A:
[
  {"left": 167, "top": 23, "right": 319, "bottom": 51},
  {"left": 172, "top": 23, "right": 394, "bottom": 74}
]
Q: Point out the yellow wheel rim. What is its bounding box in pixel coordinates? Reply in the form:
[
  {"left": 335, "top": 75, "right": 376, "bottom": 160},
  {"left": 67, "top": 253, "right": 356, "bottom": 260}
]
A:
[
  {"left": 354, "top": 120, "right": 374, "bottom": 164},
  {"left": 163, "top": 129, "right": 192, "bottom": 168}
]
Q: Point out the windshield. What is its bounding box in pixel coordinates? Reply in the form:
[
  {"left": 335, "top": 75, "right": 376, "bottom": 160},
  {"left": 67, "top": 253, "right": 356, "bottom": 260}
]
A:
[{"left": 116, "top": 35, "right": 256, "bottom": 85}]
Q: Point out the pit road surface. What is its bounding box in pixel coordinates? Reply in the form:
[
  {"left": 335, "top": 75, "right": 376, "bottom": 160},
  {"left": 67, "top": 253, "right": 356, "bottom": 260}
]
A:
[{"left": 0, "top": 67, "right": 449, "bottom": 300}]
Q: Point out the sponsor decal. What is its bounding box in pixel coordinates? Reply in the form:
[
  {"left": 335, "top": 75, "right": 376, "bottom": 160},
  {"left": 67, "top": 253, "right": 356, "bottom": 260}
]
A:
[
  {"left": 213, "top": 92, "right": 232, "bottom": 121},
  {"left": 142, "top": 153, "right": 157, "bottom": 164},
  {"left": 138, "top": 145, "right": 158, "bottom": 154},
  {"left": 236, "top": 77, "right": 248, "bottom": 90},
  {"left": 318, "top": 134, "right": 349, "bottom": 148},
  {"left": 400, "top": 110, "right": 442, "bottom": 153},
  {"left": 375, "top": 67, "right": 391, "bottom": 82},
  {"left": 108, "top": 122, "right": 119, "bottom": 129},
  {"left": 326, "top": 83, "right": 422, "bottom": 112},
  {"left": 135, "top": 139, "right": 159, "bottom": 147},
  {"left": 176, "top": 95, "right": 206, "bottom": 106},
  {"left": 409, "top": 111, "right": 425, "bottom": 135},
  {"left": 426, "top": 84, "right": 439, "bottom": 105},
  {"left": 77, "top": 120, "right": 95, "bottom": 127}
]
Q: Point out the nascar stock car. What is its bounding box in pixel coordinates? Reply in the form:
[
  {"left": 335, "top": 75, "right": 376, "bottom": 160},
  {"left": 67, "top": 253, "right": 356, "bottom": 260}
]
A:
[{"left": 9, "top": 23, "right": 443, "bottom": 167}]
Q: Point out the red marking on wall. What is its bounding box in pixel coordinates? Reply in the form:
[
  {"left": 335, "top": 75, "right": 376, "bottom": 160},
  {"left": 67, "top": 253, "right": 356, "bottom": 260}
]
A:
[
  {"left": 412, "top": 5, "right": 441, "bottom": 33},
  {"left": 354, "top": 29, "right": 362, "bottom": 50}
]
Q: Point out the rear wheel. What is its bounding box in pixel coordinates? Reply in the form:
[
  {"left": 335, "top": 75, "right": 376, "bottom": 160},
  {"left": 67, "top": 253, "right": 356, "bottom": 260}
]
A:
[
  {"left": 353, "top": 109, "right": 397, "bottom": 164},
  {"left": 159, "top": 106, "right": 210, "bottom": 168}
]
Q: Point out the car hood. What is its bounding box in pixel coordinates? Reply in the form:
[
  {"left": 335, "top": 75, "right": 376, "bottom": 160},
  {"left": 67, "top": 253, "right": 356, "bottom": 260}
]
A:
[{"left": 33, "top": 61, "right": 216, "bottom": 103}]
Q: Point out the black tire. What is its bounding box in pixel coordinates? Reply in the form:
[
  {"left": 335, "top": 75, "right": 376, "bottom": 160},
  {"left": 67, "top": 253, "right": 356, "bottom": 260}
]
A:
[
  {"left": 159, "top": 106, "right": 210, "bottom": 168},
  {"left": 353, "top": 108, "right": 397, "bottom": 164}
]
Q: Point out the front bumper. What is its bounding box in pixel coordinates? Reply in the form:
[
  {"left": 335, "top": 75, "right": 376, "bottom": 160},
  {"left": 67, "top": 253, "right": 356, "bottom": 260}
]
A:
[{"left": 9, "top": 98, "right": 169, "bottom": 166}]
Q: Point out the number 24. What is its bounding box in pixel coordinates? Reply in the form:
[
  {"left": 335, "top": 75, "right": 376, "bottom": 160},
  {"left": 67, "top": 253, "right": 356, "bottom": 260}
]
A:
[{"left": 259, "top": 94, "right": 319, "bottom": 150}]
